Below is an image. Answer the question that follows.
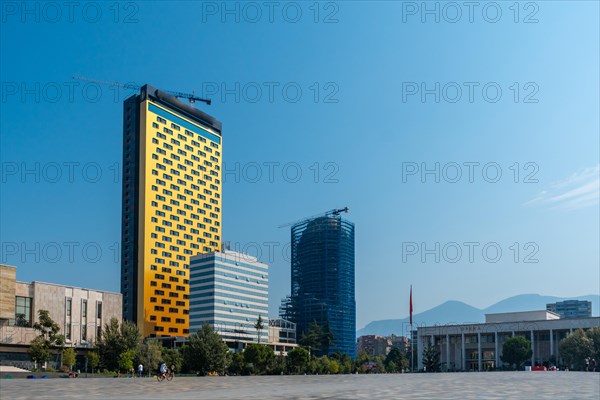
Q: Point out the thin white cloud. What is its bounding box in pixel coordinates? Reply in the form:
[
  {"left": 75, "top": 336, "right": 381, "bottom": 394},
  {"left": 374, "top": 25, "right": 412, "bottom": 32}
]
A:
[{"left": 525, "top": 165, "right": 599, "bottom": 210}]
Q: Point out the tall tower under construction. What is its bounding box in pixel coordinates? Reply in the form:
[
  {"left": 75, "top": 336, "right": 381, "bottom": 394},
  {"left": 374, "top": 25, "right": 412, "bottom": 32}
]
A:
[
  {"left": 120, "top": 85, "right": 222, "bottom": 337},
  {"left": 288, "top": 213, "right": 356, "bottom": 357}
]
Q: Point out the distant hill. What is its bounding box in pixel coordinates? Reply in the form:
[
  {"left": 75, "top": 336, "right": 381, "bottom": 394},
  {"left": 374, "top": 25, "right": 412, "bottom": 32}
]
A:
[{"left": 357, "top": 294, "right": 600, "bottom": 337}]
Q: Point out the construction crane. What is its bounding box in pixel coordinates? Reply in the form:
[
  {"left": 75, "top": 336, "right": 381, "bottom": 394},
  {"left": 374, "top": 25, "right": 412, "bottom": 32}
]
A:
[
  {"left": 277, "top": 207, "right": 349, "bottom": 229},
  {"left": 72, "top": 75, "right": 212, "bottom": 105}
]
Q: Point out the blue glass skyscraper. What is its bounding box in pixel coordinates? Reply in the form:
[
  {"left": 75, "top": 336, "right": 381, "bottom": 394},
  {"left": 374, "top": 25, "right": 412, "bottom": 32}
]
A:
[{"left": 289, "top": 215, "right": 356, "bottom": 358}]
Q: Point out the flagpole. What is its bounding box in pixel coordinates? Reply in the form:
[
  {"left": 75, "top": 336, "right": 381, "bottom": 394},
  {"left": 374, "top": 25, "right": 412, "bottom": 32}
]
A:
[
  {"left": 411, "top": 320, "right": 414, "bottom": 372},
  {"left": 410, "top": 285, "right": 413, "bottom": 373}
]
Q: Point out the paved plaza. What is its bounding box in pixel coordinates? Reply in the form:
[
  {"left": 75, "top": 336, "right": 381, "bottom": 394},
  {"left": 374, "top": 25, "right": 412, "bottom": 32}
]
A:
[{"left": 1, "top": 372, "right": 598, "bottom": 400}]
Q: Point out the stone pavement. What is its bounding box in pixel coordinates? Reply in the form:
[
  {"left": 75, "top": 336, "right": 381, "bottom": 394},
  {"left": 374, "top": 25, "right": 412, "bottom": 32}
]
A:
[{"left": 1, "top": 372, "right": 598, "bottom": 400}]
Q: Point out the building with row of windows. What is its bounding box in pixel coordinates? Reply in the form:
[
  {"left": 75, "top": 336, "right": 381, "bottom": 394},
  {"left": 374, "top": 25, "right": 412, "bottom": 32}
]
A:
[
  {"left": 356, "top": 334, "right": 409, "bottom": 357},
  {"left": 187, "top": 250, "right": 297, "bottom": 354},
  {"left": 546, "top": 300, "right": 592, "bottom": 319},
  {"left": 117, "top": 85, "right": 350, "bottom": 359},
  {"left": 282, "top": 213, "right": 356, "bottom": 358},
  {"left": 0, "top": 264, "right": 122, "bottom": 369},
  {"left": 120, "top": 85, "right": 223, "bottom": 338},
  {"left": 416, "top": 310, "right": 600, "bottom": 372},
  {"left": 189, "top": 250, "right": 269, "bottom": 344}
]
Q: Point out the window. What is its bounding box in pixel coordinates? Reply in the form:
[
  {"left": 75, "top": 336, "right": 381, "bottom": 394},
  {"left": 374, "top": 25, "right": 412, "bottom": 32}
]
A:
[
  {"left": 82, "top": 300, "right": 87, "bottom": 318},
  {"left": 66, "top": 298, "right": 72, "bottom": 317},
  {"left": 97, "top": 302, "right": 102, "bottom": 319},
  {"left": 65, "top": 324, "right": 72, "bottom": 340},
  {"left": 81, "top": 325, "right": 87, "bottom": 341},
  {"left": 15, "top": 296, "right": 32, "bottom": 326}
]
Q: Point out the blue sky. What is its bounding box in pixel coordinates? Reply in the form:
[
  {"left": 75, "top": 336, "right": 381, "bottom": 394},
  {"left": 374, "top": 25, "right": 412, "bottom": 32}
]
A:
[{"left": 1, "top": 1, "right": 598, "bottom": 329}]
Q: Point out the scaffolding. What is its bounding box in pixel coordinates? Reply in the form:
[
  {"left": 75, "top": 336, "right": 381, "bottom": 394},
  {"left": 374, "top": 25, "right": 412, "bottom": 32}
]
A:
[{"left": 289, "top": 215, "right": 355, "bottom": 357}]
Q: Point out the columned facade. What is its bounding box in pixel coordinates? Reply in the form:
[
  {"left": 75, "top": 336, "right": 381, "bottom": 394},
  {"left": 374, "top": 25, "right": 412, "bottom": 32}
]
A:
[{"left": 417, "top": 314, "right": 599, "bottom": 372}]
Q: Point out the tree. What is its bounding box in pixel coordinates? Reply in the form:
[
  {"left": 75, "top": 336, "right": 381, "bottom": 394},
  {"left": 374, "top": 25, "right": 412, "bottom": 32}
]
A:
[
  {"left": 254, "top": 315, "right": 265, "bottom": 344},
  {"left": 320, "top": 321, "right": 334, "bottom": 355},
  {"left": 586, "top": 327, "right": 600, "bottom": 361},
  {"left": 422, "top": 344, "right": 441, "bottom": 372},
  {"left": 299, "top": 321, "right": 335, "bottom": 356},
  {"left": 268, "top": 355, "right": 287, "bottom": 375},
  {"left": 96, "top": 317, "right": 141, "bottom": 371},
  {"left": 328, "top": 359, "right": 340, "bottom": 374},
  {"left": 162, "top": 347, "right": 184, "bottom": 373},
  {"left": 386, "top": 361, "right": 397, "bottom": 373},
  {"left": 244, "top": 343, "right": 273, "bottom": 375},
  {"left": 311, "top": 356, "right": 330, "bottom": 374},
  {"left": 299, "top": 322, "right": 321, "bottom": 352},
  {"left": 287, "top": 347, "right": 310, "bottom": 374},
  {"left": 228, "top": 352, "right": 250, "bottom": 376},
  {"left": 32, "top": 310, "right": 63, "bottom": 343},
  {"left": 330, "top": 352, "right": 353, "bottom": 374},
  {"left": 121, "top": 320, "right": 142, "bottom": 351},
  {"left": 96, "top": 317, "right": 122, "bottom": 370},
  {"left": 27, "top": 310, "right": 65, "bottom": 369},
  {"left": 62, "top": 348, "right": 76, "bottom": 371},
  {"left": 88, "top": 351, "right": 100, "bottom": 374},
  {"left": 136, "top": 340, "right": 162, "bottom": 374},
  {"left": 184, "top": 323, "right": 230, "bottom": 375},
  {"left": 559, "top": 329, "right": 593, "bottom": 370},
  {"left": 118, "top": 349, "right": 135, "bottom": 373},
  {"left": 370, "top": 356, "right": 386, "bottom": 373},
  {"left": 28, "top": 336, "right": 51, "bottom": 368},
  {"left": 355, "top": 350, "right": 370, "bottom": 373},
  {"left": 385, "top": 347, "right": 409, "bottom": 372},
  {"left": 501, "top": 336, "right": 532, "bottom": 370}
]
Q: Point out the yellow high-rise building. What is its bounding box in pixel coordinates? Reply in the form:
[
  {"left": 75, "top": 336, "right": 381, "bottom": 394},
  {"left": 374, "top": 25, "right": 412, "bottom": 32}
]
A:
[{"left": 120, "top": 85, "right": 222, "bottom": 337}]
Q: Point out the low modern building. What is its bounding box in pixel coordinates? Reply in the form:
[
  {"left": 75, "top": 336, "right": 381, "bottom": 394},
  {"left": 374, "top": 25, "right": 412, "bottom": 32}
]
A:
[
  {"left": 0, "top": 264, "right": 122, "bottom": 369},
  {"left": 547, "top": 300, "right": 592, "bottom": 319},
  {"left": 268, "top": 318, "right": 296, "bottom": 345},
  {"left": 188, "top": 251, "right": 297, "bottom": 354},
  {"left": 189, "top": 250, "right": 269, "bottom": 345},
  {"left": 357, "top": 335, "right": 391, "bottom": 357},
  {"left": 390, "top": 334, "right": 410, "bottom": 353},
  {"left": 357, "top": 334, "right": 410, "bottom": 357},
  {"left": 266, "top": 318, "right": 297, "bottom": 355},
  {"left": 417, "top": 310, "right": 600, "bottom": 372}
]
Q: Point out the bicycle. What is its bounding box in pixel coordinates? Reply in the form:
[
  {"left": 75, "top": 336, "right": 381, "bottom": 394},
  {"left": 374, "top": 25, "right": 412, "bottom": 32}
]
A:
[{"left": 156, "top": 369, "right": 174, "bottom": 382}]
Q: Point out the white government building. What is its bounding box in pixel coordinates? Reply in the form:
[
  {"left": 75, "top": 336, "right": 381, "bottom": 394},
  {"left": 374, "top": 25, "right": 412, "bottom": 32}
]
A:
[{"left": 417, "top": 310, "right": 600, "bottom": 371}]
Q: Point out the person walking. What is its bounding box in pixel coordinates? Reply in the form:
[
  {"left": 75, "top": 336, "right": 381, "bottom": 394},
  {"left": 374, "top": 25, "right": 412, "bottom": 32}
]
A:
[
  {"left": 591, "top": 359, "right": 596, "bottom": 372},
  {"left": 138, "top": 363, "right": 144, "bottom": 378},
  {"left": 584, "top": 357, "right": 590, "bottom": 372}
]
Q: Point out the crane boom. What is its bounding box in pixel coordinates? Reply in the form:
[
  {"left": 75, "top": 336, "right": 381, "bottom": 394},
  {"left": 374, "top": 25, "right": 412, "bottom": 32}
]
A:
[
  {"left": 277, "top": 207, "right": 349, "bottom": 228},
  {"left": 72, "top": 76, "right": 211, "bottom": 105}
]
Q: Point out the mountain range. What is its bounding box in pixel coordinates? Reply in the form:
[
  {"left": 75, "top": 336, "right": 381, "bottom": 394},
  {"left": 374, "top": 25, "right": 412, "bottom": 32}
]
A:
[{"left": 357, "top": 294, "right": 600, "bottom": 337}]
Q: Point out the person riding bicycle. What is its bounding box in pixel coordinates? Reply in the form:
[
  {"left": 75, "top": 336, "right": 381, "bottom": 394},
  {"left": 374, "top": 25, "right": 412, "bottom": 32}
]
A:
[{"left": 159, "top": 362, "right": 167, "bottom": 377}]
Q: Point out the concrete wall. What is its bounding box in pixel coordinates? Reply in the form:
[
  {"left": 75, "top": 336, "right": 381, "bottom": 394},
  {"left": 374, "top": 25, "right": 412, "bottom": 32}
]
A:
[
  {"left": 1, "top": 281, "right": 122, "bottom": 347},
  {"left": 485, "top": 310, "right": 560, "bottom": 323},
  {"left": 0, "top": 265, "right": 16, "bottom": 321}
]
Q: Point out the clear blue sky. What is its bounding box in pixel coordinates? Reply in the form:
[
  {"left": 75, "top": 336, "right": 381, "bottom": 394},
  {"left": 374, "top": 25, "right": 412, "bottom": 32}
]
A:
[{"left": 1, "top": 1, "right": 598, "bottom": 329}]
